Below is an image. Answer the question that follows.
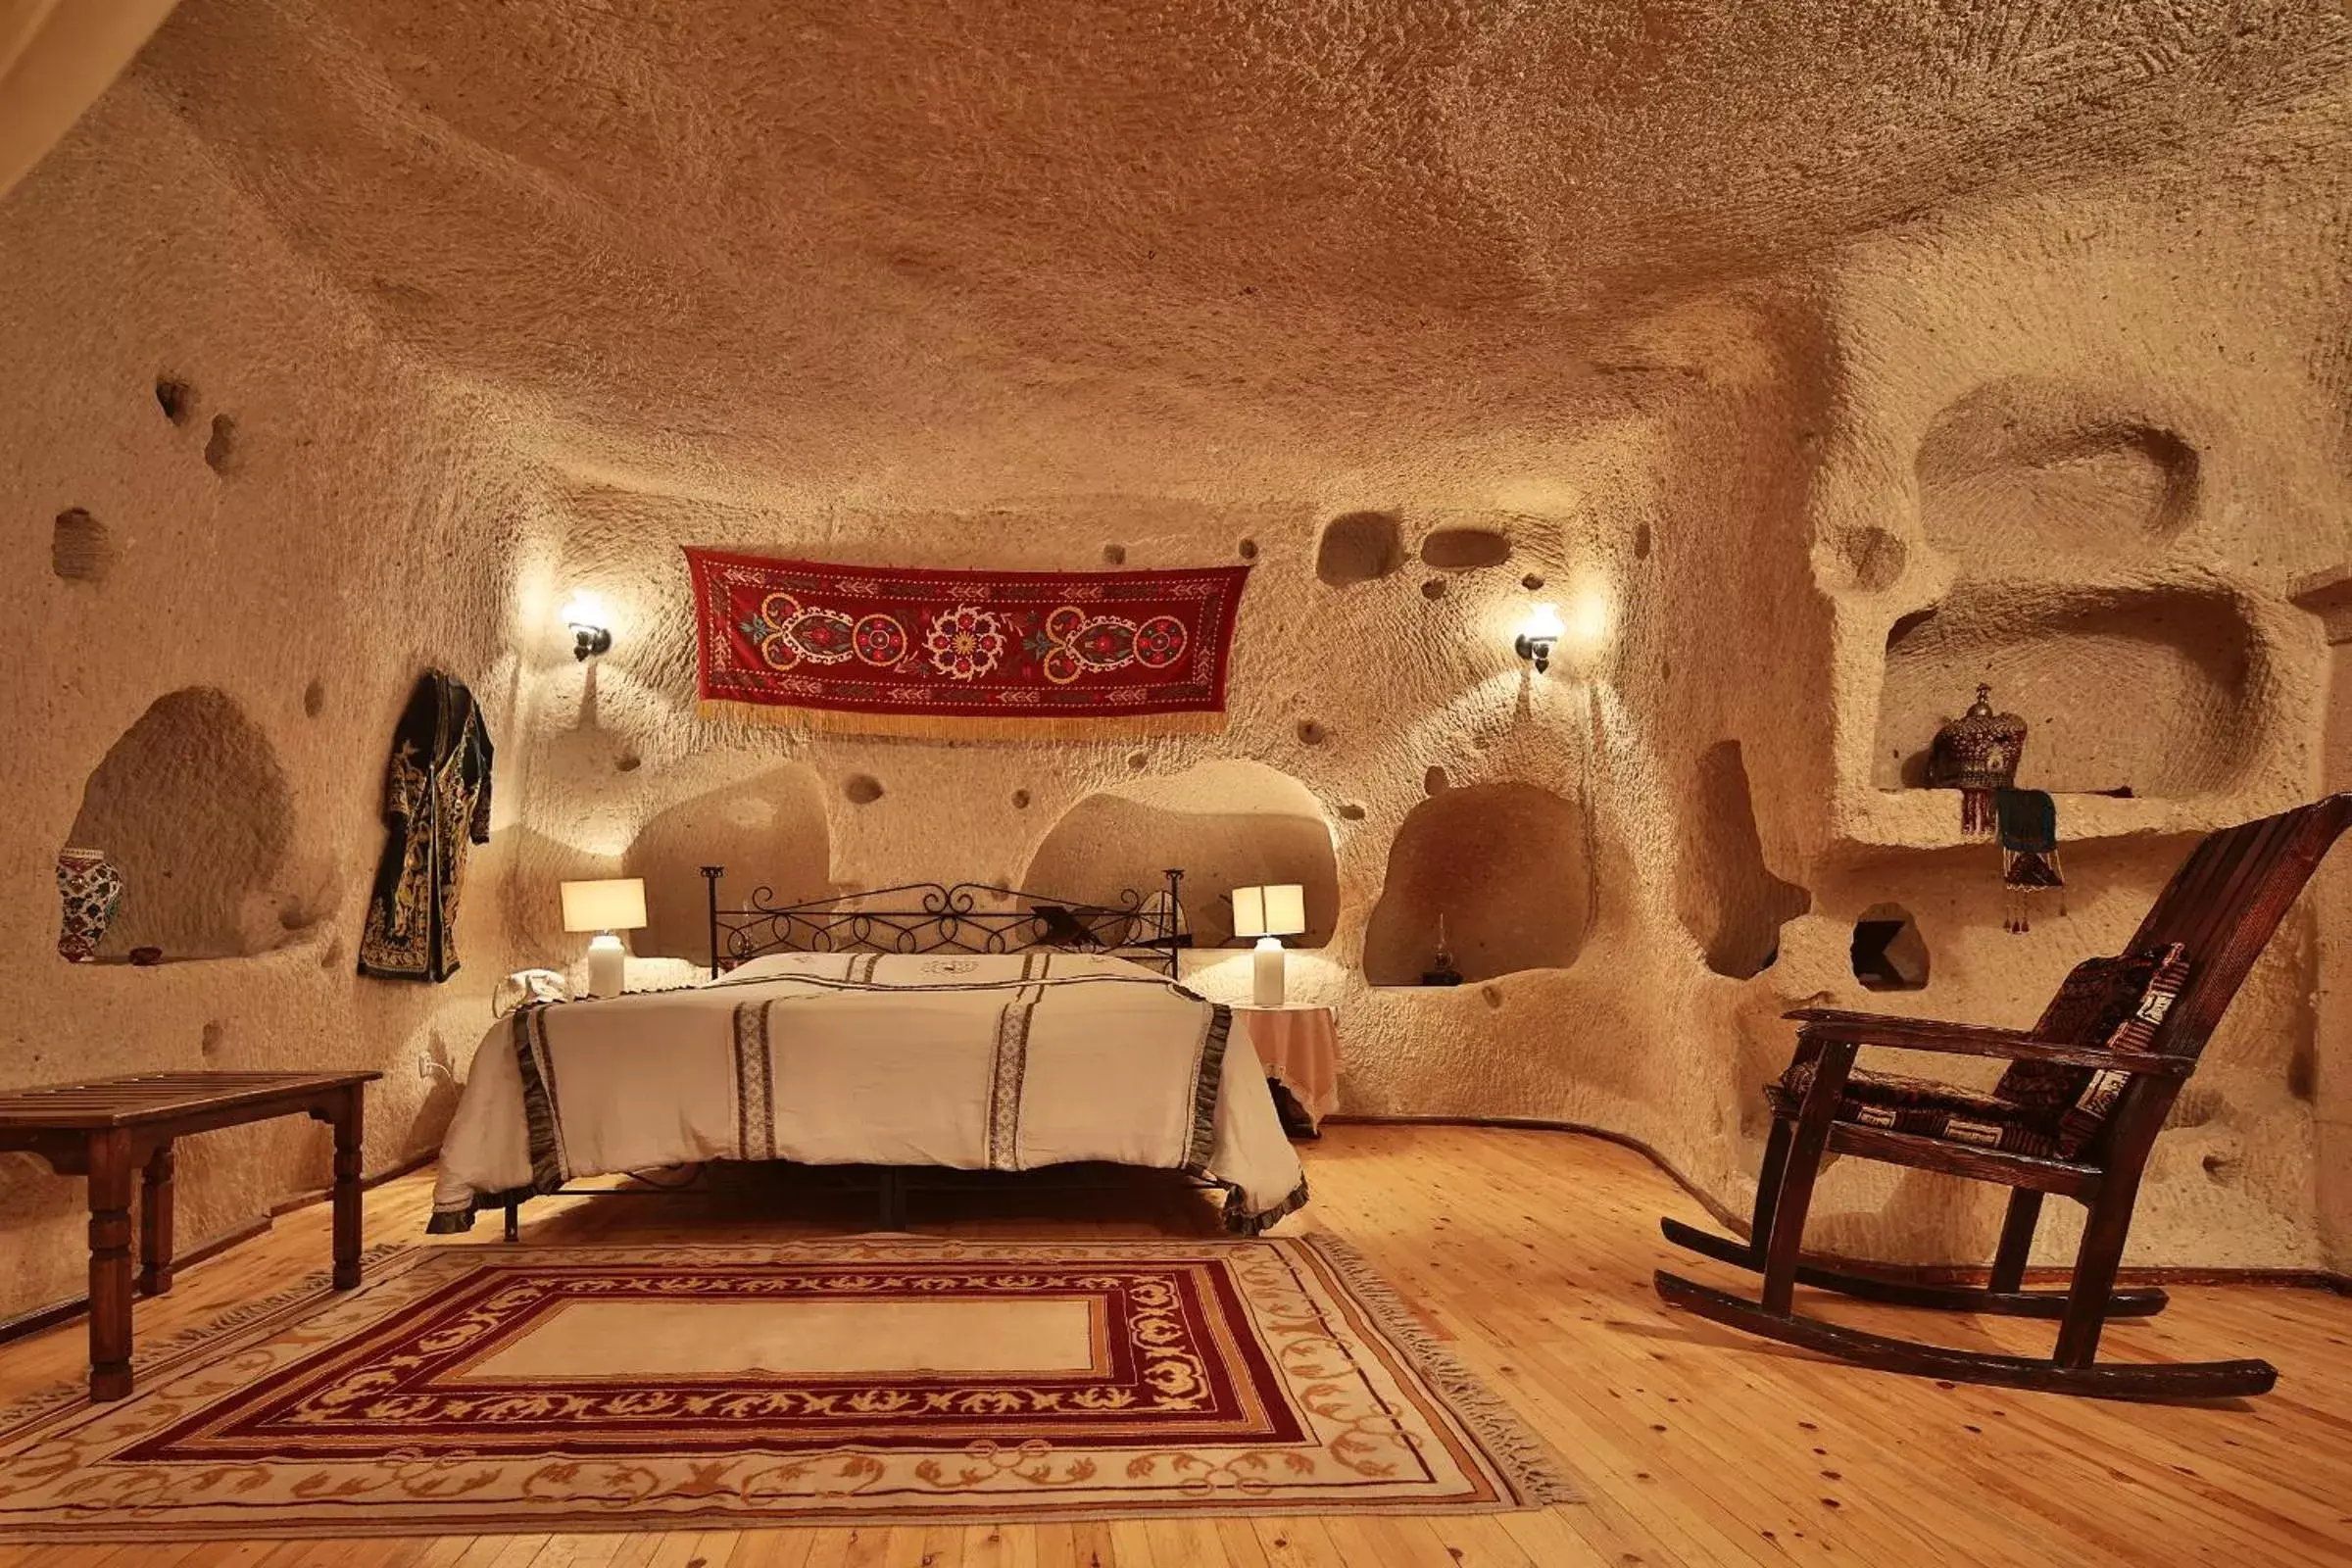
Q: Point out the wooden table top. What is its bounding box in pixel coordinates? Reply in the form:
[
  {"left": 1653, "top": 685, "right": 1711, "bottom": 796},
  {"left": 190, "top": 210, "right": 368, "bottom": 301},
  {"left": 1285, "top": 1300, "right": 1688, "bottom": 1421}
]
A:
[{"left": 0, "top": 1070, "right": 381, "bottom": 1129}]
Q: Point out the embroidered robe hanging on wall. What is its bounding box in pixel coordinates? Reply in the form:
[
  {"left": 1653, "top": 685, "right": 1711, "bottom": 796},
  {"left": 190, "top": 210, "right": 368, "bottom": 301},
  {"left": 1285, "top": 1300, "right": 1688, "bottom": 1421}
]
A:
[
  {"left": 684, "top": 548, "right": 1250, "bottom": 738},
  {"left": 359, "top": 669, "right": 494, "bottom": 982}
]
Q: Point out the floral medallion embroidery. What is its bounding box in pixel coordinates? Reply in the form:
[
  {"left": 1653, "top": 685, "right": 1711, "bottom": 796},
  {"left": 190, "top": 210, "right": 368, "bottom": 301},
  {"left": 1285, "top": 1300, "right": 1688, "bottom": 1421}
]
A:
[
  {"left": 746, "top": 593, "right": 908, "bottom": 671},
  {"left": 853, "top": 613, "right": 909, "bottom": 666},
  {"left": 926, "top": 605, "right": 1008, "bottom": 680},
  {"left": 1038, "top": 607, "right": 1190, "bottom": 685}
]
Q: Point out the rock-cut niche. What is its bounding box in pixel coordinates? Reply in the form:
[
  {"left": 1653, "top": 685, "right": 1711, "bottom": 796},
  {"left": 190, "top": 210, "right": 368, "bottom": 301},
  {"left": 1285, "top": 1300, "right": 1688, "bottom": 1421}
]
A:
[
  {"left": 1023, "top": 760, "right": 1337, "bottom": 950},
  {"left": 65, "top": 687, "right": 296, "bottom": 959},
  {"left": 622, "top": 766, "right": 832, "bottom": 964},
  {"left": 1872, "top": 584, "right": 2258, "bottom": 797},
  {"left": 1315, "top": 511, "right": 1405, "bottom": 587},
  {"left": 1675, "top": 741, "right": 1810, "bottom": 979},
  {"left": 1916, "top": 378, "right": 2198, "bottom": 569},
  {"left": 1851, "top": 903, "right": 1929, "bottom": 991},
  {"left": 1363, "top": 782, "right": 1590, "bottom": 985}
]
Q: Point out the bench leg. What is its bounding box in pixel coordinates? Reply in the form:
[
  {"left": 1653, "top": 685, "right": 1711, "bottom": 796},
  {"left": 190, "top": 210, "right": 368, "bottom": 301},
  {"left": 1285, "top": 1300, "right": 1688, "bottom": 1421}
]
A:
[
  {"left": 139, "top": 1141, "right": 175, "bottom": 1297},
  {"left": 86, "top": 1128, "right": 135, "bottom": 1401},
  {"left": 331, "top": 1087, "right": 364, "bottom": 1290}
]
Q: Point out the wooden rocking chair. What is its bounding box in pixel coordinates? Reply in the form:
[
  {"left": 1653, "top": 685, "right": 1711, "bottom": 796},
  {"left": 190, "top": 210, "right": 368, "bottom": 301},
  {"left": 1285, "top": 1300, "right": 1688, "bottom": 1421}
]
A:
[{"left": 1656, "top": 792, "right": 2352, "bottom": 1399}]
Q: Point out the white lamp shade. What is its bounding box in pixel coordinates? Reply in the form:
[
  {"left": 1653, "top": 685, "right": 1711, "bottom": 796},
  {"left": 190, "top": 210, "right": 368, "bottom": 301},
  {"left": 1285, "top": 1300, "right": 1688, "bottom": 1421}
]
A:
[
  {"left": 562, "top": 877, "right": 647, "bottom": 933},
  {"left": 1231, "top": 883, "right": 1306, "bottom": 940},
  {"left": 1523, "top": 602, "right": 1567, "bottom": 641}
]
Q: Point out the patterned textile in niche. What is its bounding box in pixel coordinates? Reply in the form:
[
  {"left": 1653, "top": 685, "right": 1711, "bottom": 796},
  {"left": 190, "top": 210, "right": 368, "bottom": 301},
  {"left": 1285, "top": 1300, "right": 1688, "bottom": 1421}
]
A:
[{"left": 358, "top": 669, "right": 493, "bottom": 981}]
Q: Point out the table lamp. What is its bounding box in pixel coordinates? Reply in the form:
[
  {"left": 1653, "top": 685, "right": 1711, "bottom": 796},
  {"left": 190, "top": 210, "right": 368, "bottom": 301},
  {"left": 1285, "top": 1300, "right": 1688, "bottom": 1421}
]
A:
[
  {"left": 561, "top": 877, "right": 647, "bottom": 999},
  {"left": 1232, "top": 883, "right": 1306, "bottom": 1006}
]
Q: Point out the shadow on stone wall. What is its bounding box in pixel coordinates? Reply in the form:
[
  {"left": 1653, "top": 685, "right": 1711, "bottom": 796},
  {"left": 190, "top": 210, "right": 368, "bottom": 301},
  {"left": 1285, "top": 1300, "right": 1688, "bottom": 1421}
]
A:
[
  {"left": 1676, "top": 739, "right": 1811, "bottom": 979},
  {"left": 622, "top": 764, "right": 832, "bottom": 963}
]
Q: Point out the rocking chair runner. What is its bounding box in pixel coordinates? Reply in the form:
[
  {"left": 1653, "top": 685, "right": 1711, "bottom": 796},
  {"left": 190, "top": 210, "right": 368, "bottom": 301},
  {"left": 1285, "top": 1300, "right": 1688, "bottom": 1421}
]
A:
[{"left": 1656, "top": 792, "right": 2352, "bottom": 1400}]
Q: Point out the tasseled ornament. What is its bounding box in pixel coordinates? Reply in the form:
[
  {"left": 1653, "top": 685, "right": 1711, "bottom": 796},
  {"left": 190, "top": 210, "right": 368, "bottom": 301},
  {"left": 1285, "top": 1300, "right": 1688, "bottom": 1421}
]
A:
[
  {"left": 1996, "top": 786, "right": 2065, "bottom": 934},
  {"left": 1962, "top": 788, "right": 1998, "bottom": 840}
]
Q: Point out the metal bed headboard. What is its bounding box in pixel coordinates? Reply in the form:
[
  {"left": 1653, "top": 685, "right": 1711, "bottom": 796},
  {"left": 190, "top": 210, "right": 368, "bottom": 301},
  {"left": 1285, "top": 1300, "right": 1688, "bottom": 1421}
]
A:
[{"left": 702, "top": 866, "right": 1190, "bottom": 978}]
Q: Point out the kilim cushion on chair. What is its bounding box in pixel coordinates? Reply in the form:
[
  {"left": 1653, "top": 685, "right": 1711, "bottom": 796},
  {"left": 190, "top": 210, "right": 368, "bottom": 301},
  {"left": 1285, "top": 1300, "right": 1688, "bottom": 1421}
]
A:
[
  {"left": 1766, "top": 942, "right": 2189, "bottom": 1161},
  {"left": 1994, "top": 942, "right": 2190, "bottom": 1156},
  {"left": 1765, "top": 1061, "right": 2063, "bottom": 1157}
]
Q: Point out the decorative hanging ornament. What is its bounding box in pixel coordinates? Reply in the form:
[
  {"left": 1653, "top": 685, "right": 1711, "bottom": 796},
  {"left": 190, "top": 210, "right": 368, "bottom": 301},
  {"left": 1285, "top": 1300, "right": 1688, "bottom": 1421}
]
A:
[
  {"left": 1995, "top": 786, "right": 2066, "bottom": 934},
  {"left": 1932, "top": 682, "right": 2027, "bottom": 839}
]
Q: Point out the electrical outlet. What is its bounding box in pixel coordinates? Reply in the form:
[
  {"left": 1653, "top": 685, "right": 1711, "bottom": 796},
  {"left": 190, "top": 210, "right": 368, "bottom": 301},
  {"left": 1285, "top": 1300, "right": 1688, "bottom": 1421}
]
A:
[{"left": 416, "top": 1053, "right": 436, "bottom": 1080}]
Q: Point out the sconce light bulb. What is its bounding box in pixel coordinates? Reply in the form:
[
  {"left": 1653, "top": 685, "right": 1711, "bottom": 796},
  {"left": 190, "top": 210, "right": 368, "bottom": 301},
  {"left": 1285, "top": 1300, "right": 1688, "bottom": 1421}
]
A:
[
  {"left": 563, "top": 590, "right": 612, "bottom": 661},
  {"left": 1516, "top": 602, "right": 1565, "bottom": 674}
]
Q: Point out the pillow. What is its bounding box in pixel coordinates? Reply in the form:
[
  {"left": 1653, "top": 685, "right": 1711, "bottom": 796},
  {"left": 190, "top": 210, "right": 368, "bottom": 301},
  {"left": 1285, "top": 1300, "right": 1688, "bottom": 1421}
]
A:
[
  {"left": 1994, "top": 942, "right": 2190, "bottom": 1157},
  {"left": 710, "top": 952, "right": 867, "bottom": 985}
]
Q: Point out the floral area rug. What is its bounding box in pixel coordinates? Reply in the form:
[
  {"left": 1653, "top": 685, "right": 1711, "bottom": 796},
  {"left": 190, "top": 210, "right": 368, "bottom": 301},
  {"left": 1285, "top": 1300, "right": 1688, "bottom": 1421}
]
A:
[{"left": 0, "top": 1236, "right": 1574, "bottom": 1540}]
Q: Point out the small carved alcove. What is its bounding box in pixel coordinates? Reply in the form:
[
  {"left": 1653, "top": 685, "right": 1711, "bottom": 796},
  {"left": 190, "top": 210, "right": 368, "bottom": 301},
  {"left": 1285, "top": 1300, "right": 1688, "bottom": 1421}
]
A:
[
  {"left": 1363, "top": 782, "right": 1590, "bottom": 985},
  {"left": 1851, "top": 902, "right": 1930, "bottom": 991},
  {"left": 1024, "top": 760, "right": 1337, "bottom": 950},
  {"left": 65, "top": 687, "right": 296, "bottom": 959}
]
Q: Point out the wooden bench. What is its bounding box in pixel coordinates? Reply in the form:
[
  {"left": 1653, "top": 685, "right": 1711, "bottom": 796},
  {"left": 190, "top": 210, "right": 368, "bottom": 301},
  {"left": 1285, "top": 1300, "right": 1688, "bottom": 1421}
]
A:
[{"left": 0, "top": 1069, "right": 379, "bottom": 1400}]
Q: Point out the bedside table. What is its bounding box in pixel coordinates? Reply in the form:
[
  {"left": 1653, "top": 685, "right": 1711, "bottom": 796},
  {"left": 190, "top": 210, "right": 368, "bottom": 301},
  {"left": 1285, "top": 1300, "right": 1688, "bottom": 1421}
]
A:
[{"left": 1231, "top": 1003, "right": 1338, "bottom": 1138}]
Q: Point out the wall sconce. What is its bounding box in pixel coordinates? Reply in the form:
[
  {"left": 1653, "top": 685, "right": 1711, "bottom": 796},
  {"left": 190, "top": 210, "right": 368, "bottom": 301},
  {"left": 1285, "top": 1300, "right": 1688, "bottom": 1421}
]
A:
[
  {"left": 563, "top": 591, "right": 612, "bottom": 662},
  {"left": 1515, "top": 602, "right": 1567, "bottom": 674}
]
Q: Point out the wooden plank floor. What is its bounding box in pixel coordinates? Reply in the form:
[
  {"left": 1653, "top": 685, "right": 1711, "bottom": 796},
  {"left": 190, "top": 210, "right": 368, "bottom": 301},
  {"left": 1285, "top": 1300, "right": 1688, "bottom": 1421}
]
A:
[{"left": 2, "top": 1124, "right": 2347, "bottom": 1567}]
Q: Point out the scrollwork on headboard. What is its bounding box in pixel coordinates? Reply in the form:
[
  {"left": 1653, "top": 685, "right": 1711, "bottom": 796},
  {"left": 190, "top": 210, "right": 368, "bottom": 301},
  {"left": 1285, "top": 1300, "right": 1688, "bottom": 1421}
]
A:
[{"left": 701, "top": 867, "right": 1190, "bottom": 979}]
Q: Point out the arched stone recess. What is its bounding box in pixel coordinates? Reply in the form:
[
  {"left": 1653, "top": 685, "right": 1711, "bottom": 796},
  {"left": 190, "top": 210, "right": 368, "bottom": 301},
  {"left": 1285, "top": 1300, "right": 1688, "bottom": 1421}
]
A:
[
  {"left": 1315, "top": 511, "right": 1405, "bottom": 587},
  {"left": 621, "top": 764, "right": 831, "bottom": 963},
  {"left": 1916, "top": 378, "right": 2198, "bottom": 569},
  {"left": 1418, "top": 526, "right": 1512, "bottom": 571},
  {"left": 1362, "top": 782, "right": 1590, "bottom": 986},
  {"left": 1675, "top": 740, "right": 1811, "bottom": 978},
  {"left": 1872, "top": 584, "right": 2260, "bottom": 797},
  {"left": 64, "top": 688, "right": 297, "bottom": 959},
  {"left": 1022, "top": 760, "right": 1337, "bottom": 951}
]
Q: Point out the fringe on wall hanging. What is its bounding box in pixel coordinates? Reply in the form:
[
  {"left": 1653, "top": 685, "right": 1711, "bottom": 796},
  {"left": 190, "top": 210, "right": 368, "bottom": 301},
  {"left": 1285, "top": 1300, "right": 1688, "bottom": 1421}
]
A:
[{"left": 1995, "top": 785, "right": 2065, "bottom": 933}]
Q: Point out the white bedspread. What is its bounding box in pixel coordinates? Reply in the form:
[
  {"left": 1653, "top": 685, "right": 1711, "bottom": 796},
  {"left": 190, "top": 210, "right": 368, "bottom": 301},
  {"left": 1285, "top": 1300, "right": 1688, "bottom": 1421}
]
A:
[{"left": 430, "top": 953, "right": 1307, "bottom": 1234}]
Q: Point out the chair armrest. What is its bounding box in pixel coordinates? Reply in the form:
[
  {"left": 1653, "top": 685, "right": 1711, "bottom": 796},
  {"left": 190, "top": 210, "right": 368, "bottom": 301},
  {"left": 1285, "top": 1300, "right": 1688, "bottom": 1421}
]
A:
[{"left": 1782, "top": 1007, "right": 2191, "bottom": 1077}]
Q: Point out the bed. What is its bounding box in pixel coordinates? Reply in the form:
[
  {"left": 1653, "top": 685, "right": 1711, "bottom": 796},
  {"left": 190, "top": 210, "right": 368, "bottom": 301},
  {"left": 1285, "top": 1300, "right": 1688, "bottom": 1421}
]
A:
[{"left": 429, "top": 874, "right": 1309, "bottom": 1238}]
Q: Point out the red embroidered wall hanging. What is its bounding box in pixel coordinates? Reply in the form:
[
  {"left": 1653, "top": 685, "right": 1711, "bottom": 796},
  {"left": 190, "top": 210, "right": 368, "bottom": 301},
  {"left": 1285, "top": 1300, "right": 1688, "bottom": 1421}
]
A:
[{"left": 684, "top": 548, "right": 1252, "bottom": 737}]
